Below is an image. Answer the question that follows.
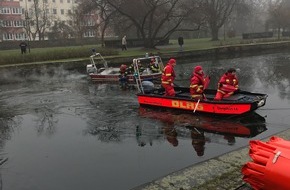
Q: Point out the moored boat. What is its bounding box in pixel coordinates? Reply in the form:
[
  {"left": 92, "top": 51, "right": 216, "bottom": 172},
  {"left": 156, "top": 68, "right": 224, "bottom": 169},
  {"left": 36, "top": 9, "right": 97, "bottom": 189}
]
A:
[
  {"left": 136, "top": 86, "right": 268, "bottom": 115},
  {"left": 86, "top": 53, "right": 163, "bottom": 83}
]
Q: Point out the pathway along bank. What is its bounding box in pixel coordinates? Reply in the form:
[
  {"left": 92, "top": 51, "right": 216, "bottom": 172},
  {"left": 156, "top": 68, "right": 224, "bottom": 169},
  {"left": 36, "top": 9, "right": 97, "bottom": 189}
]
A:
[{"left": 1, "top": 40, "right": 290, "bottom": 71}]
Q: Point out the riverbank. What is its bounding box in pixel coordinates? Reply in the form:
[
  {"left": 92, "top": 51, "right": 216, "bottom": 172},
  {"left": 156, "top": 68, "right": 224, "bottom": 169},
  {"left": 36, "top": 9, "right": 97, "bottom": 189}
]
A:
[
  {"left": 1, "top": 40, "right": 290, "bottom": 71},
  {"left": 132, "top": 129, "right": 290, "bottom": 190}
]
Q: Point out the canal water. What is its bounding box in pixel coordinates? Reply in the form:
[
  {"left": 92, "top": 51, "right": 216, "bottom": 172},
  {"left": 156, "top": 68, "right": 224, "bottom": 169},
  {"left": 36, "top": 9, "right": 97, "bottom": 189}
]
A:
[{"left": 0, "top": 52, "right": 290, "bottom": 190}]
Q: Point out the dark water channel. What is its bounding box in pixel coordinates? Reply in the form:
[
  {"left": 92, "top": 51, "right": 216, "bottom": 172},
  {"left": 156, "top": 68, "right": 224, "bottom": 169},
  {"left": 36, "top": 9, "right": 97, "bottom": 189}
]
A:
[{"left": 1, "top": 52, "right": 290, "bottom": 190}]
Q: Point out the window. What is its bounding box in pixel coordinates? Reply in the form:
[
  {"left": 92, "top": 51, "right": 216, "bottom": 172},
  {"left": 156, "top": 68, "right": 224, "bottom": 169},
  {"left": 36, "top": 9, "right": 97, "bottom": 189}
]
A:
[
  {"left": 67, "top": 0, "right": 70, "bottom": 3},
  {"left": 3, "top": 20, "right": 12, "bottom": 27},
  {"left": 87, "top": 19, "right": 95, "bottom": 26},
  {"left": 61, "top": 9, "right": 64, "bottom": 15},
  {"left": 14, "top": 20, "right": 24, "bottom": 27},
  {"left": 84, "top": 30, "right": 95, "bottom": 37},
  {"left": 53, "top": 9, "right": 57, "bottom": 14},
  {"left": 1, "top": 7, "right": 11, "bottom": 14},
  {"left": 12, "top": 8, "right": 22, "bottom": 14},
  {"left": 52, "top": 0, "right": 55, "bottom": 2},
  {"left": 15, "top": 33, "right": 26, "bottom": 40},
  {"left": 67, "top": 9, "right": 71, "bottom": 14},
  {"left": 60, "top": 0, "right": 63, "bottom": 3},
  {"left": 3, "top": 33, "right": 14, "bottom": 40}
]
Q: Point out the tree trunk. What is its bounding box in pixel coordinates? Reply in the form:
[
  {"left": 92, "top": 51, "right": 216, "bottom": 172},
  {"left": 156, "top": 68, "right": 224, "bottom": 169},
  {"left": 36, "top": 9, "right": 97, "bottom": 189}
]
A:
[
  {"left": 211, "top": 26, "right": 219, "bottom": 41},
  {"left": 101, "top": 21, "right": 109, "bottom": 47},
  {"left": 144, "top": 38, "right": 155, "bottom": 48}
]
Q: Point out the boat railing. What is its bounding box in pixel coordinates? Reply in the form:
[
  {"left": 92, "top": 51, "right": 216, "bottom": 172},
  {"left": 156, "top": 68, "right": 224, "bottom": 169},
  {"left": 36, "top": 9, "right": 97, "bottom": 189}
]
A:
[
  {"left": 133, "top": 58, "right": 144, "bottom": 94},
  {"left": 90, "top": 53, "right": 109, "bottom": 69}
]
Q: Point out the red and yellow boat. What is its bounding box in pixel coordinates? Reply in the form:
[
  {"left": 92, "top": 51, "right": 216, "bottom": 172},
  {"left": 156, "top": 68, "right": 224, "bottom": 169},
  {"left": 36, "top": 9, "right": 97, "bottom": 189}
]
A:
[{"left": 136, "top": 87, "right": 268, "bottom": 115}]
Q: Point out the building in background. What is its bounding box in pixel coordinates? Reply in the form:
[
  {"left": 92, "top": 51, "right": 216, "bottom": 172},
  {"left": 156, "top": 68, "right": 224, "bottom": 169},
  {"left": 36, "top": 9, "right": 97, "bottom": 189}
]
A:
[
  {"left": 0, "top": 0, "right": 101, "bottom": 41},
  {"left": 0, "top": 0, "right": 24, "bottom": 41}
]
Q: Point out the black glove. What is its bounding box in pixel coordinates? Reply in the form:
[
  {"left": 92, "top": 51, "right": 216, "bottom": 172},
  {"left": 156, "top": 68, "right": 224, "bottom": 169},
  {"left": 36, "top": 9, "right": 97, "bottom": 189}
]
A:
[
  {"left": 219, "top": 83, "right": 223, "bottom": 87},
  {"left": 234, "top": 89, "right": 240, "bottom": 94}
]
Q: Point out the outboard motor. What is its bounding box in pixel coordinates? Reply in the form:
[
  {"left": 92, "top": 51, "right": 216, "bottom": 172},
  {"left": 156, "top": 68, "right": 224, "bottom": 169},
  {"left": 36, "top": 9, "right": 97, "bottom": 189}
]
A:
[
  {"left": 86, "top": 64, "right": 97, "bottom": 74},
  {"left": 141, "top": 80, "right": 154, "bottom": 93}
]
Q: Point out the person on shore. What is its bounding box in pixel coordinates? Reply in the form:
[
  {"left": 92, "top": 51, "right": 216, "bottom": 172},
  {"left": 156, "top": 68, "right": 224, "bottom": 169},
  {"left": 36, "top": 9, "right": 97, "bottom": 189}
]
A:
[
  {"left": 19, "top": 41, "right": 28, "bottom": 54},
  {"left": 190, "top": 65, "right": 207, "bottom": 100},
  {"left": 121, "top": 35, "right": 127, "bottom": 51},
  {"left": 161, "top": 58, "right": 177, "bottom": 96},
  {"left": 214, "top": 68, "right": 239, "bottom": 100},
  {"left": 178, "top": 36, "right": 184, "bottom": 52}
]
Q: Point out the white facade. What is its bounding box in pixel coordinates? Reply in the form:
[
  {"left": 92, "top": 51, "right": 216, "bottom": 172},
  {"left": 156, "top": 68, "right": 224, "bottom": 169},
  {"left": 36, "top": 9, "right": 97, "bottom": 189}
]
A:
[
  {"left": 19, "top": 0, "right": 78, "bottom": 23},
  {"left": 0, "top": 0, "right": 101, "bottom": 41}
]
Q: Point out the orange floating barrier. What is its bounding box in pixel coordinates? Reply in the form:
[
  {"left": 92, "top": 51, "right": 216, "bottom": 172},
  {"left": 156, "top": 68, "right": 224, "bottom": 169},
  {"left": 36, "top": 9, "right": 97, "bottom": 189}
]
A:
[{"left": 242, "top": 136, "right": 290, "bottom": 190}]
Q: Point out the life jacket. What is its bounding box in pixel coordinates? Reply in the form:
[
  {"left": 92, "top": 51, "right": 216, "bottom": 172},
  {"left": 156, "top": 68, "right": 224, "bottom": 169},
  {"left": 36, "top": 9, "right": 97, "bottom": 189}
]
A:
[
  {"left": 190, "top": 72, "right": 205, "bottom": 98},
  {"left": 161, "top": 64, "right": 175, "bottom": 85}
]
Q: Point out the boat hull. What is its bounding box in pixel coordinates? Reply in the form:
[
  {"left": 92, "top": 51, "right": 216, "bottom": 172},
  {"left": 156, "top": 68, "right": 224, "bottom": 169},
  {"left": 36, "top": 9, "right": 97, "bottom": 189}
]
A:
[
  {"left": 137, "top": 87, "right": 267, "bottom": 115},
  {"left": 89, "top": 72, "right": 162, "bottom": 83}
]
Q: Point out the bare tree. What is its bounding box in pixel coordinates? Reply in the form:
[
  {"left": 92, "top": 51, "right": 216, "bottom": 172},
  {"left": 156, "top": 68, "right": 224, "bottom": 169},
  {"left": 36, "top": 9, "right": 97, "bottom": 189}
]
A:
[
  {"left": 101, "top": 0, "right": 202, "bottom": 48},
  {"left": 199, "top": 0, "right": 239, "bottom": 41},
  {"left": 268, "top": 0, "right": 290, "bottom": 39},
  {"left": 28, "top": 0, "right": 52, "bottom": 41},
  {"left": 48, "top": 20, "right": 73, "bottom": 40},
  {"left": 67, "top": 2, "right": 99, "bottom": 40}
]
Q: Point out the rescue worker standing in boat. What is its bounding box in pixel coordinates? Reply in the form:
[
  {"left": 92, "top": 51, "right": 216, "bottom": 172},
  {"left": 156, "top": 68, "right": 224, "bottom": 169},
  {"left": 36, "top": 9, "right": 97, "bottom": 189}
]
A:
[
  {"left": 161, "top": 58, "right": 177, "bottom": 96},
  {"left": 126, "top": 60, "right": 145, "bottom": 75},
  {"left": 119, "top": 64, "right": 129, "bottom": 88},
  {"left": 214, "top": 68, "right": 239, "bottom": 100},
  {"left": 190, "top": 65, "right": 207, "bottom": 100},
  {"left": 149, "top": 58, "right": 160, "bottom": 73}
]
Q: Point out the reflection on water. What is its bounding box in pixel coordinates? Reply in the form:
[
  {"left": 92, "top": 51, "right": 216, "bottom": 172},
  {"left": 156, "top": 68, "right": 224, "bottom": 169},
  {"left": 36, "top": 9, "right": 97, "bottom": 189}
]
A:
[{"left": 137, "top": 107, "right": 267, "bottom": 156}]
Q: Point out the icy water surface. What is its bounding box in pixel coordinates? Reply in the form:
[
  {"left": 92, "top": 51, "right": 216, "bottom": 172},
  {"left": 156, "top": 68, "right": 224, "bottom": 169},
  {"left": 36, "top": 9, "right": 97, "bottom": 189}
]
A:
[{"left": 0, "top": 53, "right": 290, "bottom": 190}]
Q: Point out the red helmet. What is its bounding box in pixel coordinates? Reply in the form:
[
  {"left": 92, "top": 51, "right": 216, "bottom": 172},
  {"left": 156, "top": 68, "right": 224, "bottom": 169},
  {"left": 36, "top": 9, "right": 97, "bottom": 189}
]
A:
[
  {"left": 168, "top": 59, "right": 176, "bottom": 65},
  {"left": 194, "top": 65, "right": 203, "bottom": 73},
  {"left": 120, "top": 64, "right": 127, "bottom": 72}
]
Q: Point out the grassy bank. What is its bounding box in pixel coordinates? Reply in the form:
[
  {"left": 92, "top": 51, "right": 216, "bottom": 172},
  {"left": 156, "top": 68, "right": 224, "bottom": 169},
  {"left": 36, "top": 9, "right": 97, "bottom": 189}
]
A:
[
  {"left": 1, "top": 37, "right": 290, "bottom": 66},
  {"left": 0, "top": 45, "right": 118, "bottom": 66}
]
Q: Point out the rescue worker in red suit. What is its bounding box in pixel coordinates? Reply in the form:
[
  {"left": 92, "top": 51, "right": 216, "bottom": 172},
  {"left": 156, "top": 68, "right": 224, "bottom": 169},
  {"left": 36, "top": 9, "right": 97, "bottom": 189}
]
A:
[
  {"left": 214, "top": 68, "right": 239, "bottom": 100},
  {"left": 190, "top": 65, "right": 206, "bottom": 100},
  {"left": 161, "top": 59, "right": 176, "bottom": 96},
  {"left": 119, "top": 64, "right": 129, "bottom": 88}
]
